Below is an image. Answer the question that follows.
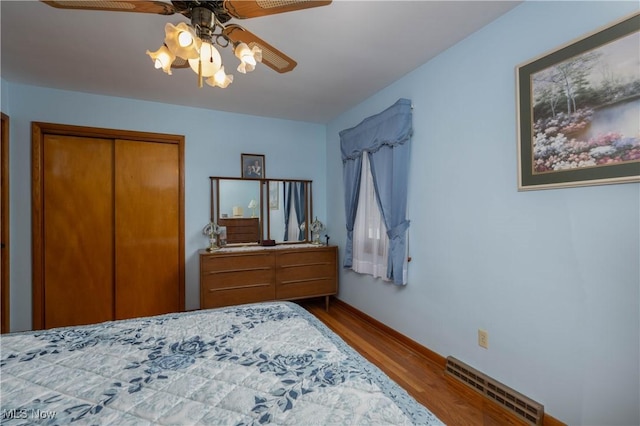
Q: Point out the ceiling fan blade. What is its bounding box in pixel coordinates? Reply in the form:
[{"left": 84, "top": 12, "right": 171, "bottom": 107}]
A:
[
  {"left": 223, "top": 24, "right": 297, "bottom": 74},
  {"left": 171, "top": 57, "right": 190, "bottom": 69},
  {"left": 41, "top": 1, "right": 176, "bottom": 15},
  {"left": 223, "top": 0, "right": 331, "bottom": 19}
]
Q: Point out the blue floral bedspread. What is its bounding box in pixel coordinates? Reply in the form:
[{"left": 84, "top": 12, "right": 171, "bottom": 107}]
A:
[{"left": 0, "top": 302, "right": 444, "bottom": 425}]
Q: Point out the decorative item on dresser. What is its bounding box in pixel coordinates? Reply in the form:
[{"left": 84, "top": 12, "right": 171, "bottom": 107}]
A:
[
  {"left": 202, "top": 221, "right": 221, "bottom": 251},
  {"left": 309, "top": 216, "right": 325, "bottom": 245},
  {"left": 200, "top": 244, "right": 338, "bottom": 311},
  {"left": 248, "top": 198, "right": 258, "bottom": 217}
]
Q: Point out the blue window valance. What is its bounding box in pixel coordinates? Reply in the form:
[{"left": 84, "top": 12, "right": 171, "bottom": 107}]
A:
[{"left": 340, "top": 98, "right": 413, "bottom": 285}]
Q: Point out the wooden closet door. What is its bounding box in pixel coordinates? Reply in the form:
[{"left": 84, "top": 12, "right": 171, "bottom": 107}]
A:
[
  {"left": 114, "top": 139, "right": 180, "bottom": 319},
  {"left": 43, "top": 135, "right": 114, "bottom": 328}
]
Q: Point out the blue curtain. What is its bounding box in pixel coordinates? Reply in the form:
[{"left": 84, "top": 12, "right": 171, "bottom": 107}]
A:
[
  {"left": 340, "top": 155, "right": 362, "bottom": 268},
  {"left": 283, "top": 182, "right": 306, "bottom": 241},
  {"left": 283, "top": 182, "right": 292, "bottom": 241},
  {"left": 339, "top": 98, "right": 413, "bottom": 285},
  {"left": 293, "top": 183, "right": 306, "bottom": 240}
]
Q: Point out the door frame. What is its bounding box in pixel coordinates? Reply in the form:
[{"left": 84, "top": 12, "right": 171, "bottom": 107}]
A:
[
  {"left": 32, "top": 122, "right": 185, "bottom": 329},
  {"left": 1, "top": 113, "right": 9, "bottom": 333}
]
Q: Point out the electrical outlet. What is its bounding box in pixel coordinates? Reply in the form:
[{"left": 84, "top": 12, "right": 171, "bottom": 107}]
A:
[{"left": 478, "top": 329, "right": 489, "bottom": 349}]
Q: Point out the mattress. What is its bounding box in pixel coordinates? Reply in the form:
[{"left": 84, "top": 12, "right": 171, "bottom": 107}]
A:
[{"left": 0, "top": 301, "right": 444, "bottom": 425}]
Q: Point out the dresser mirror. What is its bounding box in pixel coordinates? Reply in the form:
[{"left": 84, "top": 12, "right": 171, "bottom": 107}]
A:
[{"left": 210, "top": 177, "right": 312, "bottom": 244}]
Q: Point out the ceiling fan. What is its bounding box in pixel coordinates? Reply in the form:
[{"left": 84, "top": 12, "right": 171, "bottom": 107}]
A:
[{"left": 41, "top": 0, "right": 332, "bottom": 88}]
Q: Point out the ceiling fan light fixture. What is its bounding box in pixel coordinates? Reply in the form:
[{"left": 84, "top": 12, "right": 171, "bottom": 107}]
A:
[
  {"left": 250, "top": 46, "right": 262, "bottom": 63},
  {"left": 234, "top": 42, "right": 262, "bottom": 74},
  {"left": 206, "top": 66, "right": 234, "bottom": 89},
  {"left": 41, "top": 0, "right": 332, "bottom": 89},
  {"left": 146, "top": 45, "right": 175, "bottom": 75},
  {"left": 164, "top": 22, "right": 200, "bottom": 59}
]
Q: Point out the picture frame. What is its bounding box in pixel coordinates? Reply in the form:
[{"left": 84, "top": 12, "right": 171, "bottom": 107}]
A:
[
  {"left": 516, "top": 12, "right": 640, "bottom": 190},
  {"left": 241, "top": 153, "right": 265, "bottom": 179}
]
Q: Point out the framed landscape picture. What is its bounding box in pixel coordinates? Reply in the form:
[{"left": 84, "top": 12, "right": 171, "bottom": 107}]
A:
[{"left": 516, "top": 12, "right": 640, "bottom": 190}]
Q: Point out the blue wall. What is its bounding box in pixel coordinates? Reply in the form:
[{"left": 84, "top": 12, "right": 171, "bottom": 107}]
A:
[
  {"left": 3, "top": 1, "right": 639, "bottom": 424},
  {"left": 3, "top": 83, "right": 326, "bottom": 332},
  {"left": 326, "top": 2, "right": 639, "bottom": 425}
]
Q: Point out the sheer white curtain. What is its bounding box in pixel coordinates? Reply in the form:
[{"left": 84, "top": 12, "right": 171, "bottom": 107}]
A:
[
  {"left": 352, "top": 152, "right": 390, "bottom": 279},
  {"left": 287, "top": 200, "right": 300, "bottom": 241}
]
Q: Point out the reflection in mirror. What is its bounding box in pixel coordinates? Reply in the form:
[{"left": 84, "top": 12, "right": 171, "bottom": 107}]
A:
[
  {"left": 269, "top": 181, "right": 285, "bottom": 241},
  {"left": 211, "top": 177, "right": 312, "bottom": 244},
  {"left": 268, "top": 181, "right": 309, "bottom": 243},
  {"left": 216, "top": 179, "right": 262, "bottom": 244},
  {"left": 218, "top": 180, "right": 261, "bottom": 220}
]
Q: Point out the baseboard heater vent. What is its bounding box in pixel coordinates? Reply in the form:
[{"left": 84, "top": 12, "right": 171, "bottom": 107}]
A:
[{"left": 445, "top": 356, "right": 544, "bottom": 425}]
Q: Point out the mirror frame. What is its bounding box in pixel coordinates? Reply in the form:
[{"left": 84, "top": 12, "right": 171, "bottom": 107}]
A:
[{"left": 210, "top": 176, "right": 313, "bottom": 244}]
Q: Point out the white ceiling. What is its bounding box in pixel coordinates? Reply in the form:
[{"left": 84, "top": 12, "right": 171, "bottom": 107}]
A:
[{"left": 1, "top": 0, "right": 521, "bottom": 123}]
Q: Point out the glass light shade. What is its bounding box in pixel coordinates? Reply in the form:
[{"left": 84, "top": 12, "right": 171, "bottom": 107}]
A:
[
  {"left": 205, "top": 66, "right": 233, "bottom": 89},
  {"left": 146, "top": 45, "right": 175, "bottom": 75},
  {"left": 234, "top": 43, "right": 262, "bottom": 74},
  {"left": 189, "top": 42, "right": 222, "bottom": 77},
  {"left": 164, "top": 22, "right": 200, "bottom": 59}
]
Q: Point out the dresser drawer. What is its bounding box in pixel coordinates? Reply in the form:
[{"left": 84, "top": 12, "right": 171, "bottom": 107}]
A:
[
  {"left": 276, "top": 248, "right": 337, "bottom": 299},
  {"left": 201, "top": 252, "right": 272, "bottom": 273},
  {"left": 201, "top": 267, "right": 274, "bottom": 291},
  {"left": 201, "top": 283, "right": 275, "bottom": 309},
  {"left": 275, "top": 276, "right": 336, "bottom": 300},
  {"left": 200, "top": 252, "right": 275, "bottom": 309},
  {"left": 277, "top": 249, "right": 335, "bottom": 268}
]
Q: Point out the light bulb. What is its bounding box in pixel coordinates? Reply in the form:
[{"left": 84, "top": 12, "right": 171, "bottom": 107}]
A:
[
  {"left": 177, "top": 31, "right": 193, "bottom": 48},
  {"left": 178, "top": 31, "right": 193, "bottom": 47}
]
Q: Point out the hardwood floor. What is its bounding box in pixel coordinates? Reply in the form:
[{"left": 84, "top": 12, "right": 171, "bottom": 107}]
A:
[{"left": 299, "top": 298, "right": 540, "bottom": 426}]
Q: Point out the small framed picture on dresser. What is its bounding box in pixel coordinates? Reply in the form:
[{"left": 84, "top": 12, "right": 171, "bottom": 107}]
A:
[{"left": 241, "top": 153, "right": 265, "bottom": 179}]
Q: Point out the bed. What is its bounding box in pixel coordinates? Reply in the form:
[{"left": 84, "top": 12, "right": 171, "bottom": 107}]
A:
[{"left": 0, "top": 301, "right": 444, "bottom": 425}]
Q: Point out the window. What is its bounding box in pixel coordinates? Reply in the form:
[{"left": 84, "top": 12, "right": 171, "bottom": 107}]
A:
[
  {"left": 340, "top": 98, "right": 412, "bottom": 285},
  {"left": 352, "top": 153, "right": 390, "bottom": 279}
]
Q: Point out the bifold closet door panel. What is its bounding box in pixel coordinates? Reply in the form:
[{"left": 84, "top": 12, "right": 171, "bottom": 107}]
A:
[
  {"left": 114, "top": 139, "right": 180, "bottom": 319},
  {"left": 43, "top": 135, "right": 114, "bottom": 328}
]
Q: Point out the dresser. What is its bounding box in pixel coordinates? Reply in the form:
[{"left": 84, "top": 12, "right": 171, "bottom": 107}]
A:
[{"left": 200, "top": 245, "right": 338, "bottom": 310}]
